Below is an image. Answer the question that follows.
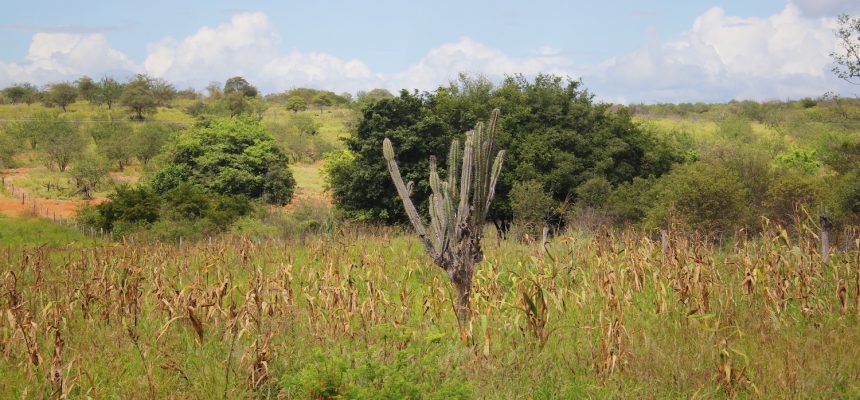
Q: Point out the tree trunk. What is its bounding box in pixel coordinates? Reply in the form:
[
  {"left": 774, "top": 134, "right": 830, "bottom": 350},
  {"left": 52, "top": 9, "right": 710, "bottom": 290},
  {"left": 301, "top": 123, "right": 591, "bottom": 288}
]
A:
[{"left": 453, "top": 274, "right": 472, "bottom": 323}]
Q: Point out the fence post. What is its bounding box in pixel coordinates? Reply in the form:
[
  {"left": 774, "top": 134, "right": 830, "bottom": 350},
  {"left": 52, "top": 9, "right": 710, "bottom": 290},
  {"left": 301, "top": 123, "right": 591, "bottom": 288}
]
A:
[
  {"left": 661, "top": 229, "right": 669, "bottom": 255},
  {"left": 820, "top": 214, "right": 832, "bottom": 263}
]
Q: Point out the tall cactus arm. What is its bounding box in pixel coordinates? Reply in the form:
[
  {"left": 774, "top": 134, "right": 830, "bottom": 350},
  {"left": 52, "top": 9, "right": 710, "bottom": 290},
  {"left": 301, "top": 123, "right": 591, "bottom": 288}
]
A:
[
  {"left": 483, "top": 150, "right": 505, "bottom": 217},
  {"left": 383, "top": 138, "right": 437, "bottom": 258},
  {"left": 455, "top": 133, "right": 474, "bottom": 240}
]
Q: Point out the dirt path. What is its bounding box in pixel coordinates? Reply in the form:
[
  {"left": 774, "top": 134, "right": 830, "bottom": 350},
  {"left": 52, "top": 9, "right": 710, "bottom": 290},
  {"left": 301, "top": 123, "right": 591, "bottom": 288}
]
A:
[{"left": 1, "top": 168, "right": 104, "bottom": 219}]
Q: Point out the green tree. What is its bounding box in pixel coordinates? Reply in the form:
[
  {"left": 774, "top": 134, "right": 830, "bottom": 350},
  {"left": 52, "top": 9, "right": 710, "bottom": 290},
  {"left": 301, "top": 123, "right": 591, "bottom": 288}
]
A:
[
  {"left": 97, "top": 76, "right": 124, "bottom": 110},
  {"left": 831, "top": 14, "right": 860, "bottom": 84},
  {"left": 3, "top": 83, "right": 38, "bottom": 104},
  {"left": 132, "top": 123, "right": 171, "bottom": 165},
  {"left": 222, "top": 92, "right": 265, "bottom": 117},
  {"left": 327, "top": 90, "right": 454, "bottom": 222},
  {"left": 70, "top": 154, "right": 109, "bottom": 199},
  {"left": 75, "top": 76, "right": 99, "bottom": 103},
  {"left": 327, "top": 75, "right": 682, "bottom": 226},
  {"left": 88, "top": 121, "right": 133, "bottom": 170},
  {"left": 312, "top": 94, "right": 332, "bottom": 115},
  {"left": 46, "top": 82, "right": 78, "bottom": 111},
  {"left": 355, "top": 88, "right": 394, "bottom": 109},
  {"left": 223, "top": 76, "right": 258, "bottom": 97},
  {"left": 121, "top": 75, "right": 158, "bottom": 120},
  {"left": 834, "top": 169, "right": 860, "bottom": 225},
  {"left": 285, "top": 96, "right": 307, "bottom": 113},
  {"left": 37, "top": 113, "right": 86, "bottom": 171},
  {"left": 150, "top": 78, "right": 176, "bottom": 107},
  {"left": 762, "top": 170, "right": 823, "bottom": 228},
  {"left": 151, "top": 116, "right": 296, "bottom": 205},
  {"left": 487, "top": 74, "right": 681, "bottom": 225},
  {"left": 288, "top": 113, "right": 320, "bottom": 136}
]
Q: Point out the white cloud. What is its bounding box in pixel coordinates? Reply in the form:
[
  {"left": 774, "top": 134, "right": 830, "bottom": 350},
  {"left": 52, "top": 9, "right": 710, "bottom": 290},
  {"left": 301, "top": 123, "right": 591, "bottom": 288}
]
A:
[
  {"left": 143, "top": 12, "right": 279, "bottom": 86},
  {"left": 789, "top": 0, "right": 860, "bottom": 17},
  {"left": 142, "top": 12, "right": 378, "bottom": 93},
  {"left": 2, "top": 8, "right": 856, "bottom": 103},
  {"left": 589, "top": 4, "right": 854, "bottom": 103},
  {"left": 0, "top": 33, "right": 137, "bottom": 86},
  {"left": 390, "top": 37, "right": 576, "bottom": 91}
]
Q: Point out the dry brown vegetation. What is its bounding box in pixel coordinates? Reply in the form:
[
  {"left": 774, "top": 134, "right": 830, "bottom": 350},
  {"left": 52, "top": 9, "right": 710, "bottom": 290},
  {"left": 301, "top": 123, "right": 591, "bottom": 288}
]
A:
[{"left": 1, "top": 224, "right": 858, "bottom": 398}]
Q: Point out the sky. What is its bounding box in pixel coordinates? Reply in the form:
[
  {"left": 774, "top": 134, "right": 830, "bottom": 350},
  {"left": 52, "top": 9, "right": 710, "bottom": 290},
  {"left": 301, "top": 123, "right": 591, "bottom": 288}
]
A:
[{"left": 1, "top": 0, "right": 859, "bottom": 103}]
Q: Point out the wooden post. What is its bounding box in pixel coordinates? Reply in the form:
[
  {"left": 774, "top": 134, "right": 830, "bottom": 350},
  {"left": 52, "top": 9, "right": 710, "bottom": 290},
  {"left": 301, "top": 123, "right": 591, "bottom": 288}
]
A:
[
  {"left": 820, "top": 214, "right": 832, "bottom": 263},
  {"left": 661, "top": 229, "right": 669, "bottom": 255}
]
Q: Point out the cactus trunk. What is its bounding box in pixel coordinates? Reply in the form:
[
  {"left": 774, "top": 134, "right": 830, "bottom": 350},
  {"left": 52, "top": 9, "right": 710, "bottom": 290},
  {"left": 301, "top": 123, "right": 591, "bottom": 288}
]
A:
[{"left": 383, "top": 108, "right": 505, "bottom": 322}]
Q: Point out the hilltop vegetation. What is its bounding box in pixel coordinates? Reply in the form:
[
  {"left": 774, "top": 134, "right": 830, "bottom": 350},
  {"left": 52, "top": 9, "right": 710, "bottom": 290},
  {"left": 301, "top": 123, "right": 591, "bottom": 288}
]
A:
[{"left": 1, "top": 72, "right": 860, "bottom": 241}]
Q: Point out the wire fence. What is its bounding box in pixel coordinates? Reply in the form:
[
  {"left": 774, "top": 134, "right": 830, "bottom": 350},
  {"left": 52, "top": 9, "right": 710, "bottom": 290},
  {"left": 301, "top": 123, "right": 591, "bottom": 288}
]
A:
[{"left": 1, "top": 178, "right": 109, "bottom": 240}]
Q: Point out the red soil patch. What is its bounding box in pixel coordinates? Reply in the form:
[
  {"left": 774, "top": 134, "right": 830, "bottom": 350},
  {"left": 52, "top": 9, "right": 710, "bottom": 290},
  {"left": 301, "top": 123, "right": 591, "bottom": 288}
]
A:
[
  {"left": 1, "top": 167, "right": 105, "bottom": 219},
  {"left": 0, "top": 195, "right": 103, "bottom": 219}
]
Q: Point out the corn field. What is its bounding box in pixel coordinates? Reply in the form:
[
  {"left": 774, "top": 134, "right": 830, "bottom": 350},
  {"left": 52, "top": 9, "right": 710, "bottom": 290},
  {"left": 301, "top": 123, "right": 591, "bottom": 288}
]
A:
[{"left": 1, "top": 224, "right": 859, "bottom": 398}]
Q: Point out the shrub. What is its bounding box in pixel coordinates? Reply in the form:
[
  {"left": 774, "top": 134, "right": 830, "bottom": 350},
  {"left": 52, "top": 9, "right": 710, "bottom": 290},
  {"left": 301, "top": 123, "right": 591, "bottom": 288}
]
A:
[
  {"left": 575, "top": 176, "right": 612, "bottom": 209},
  {"left": 774, "top": 147, "right": 822, "bottom": 175},
  {"left": 762, "top": 169, "right": 823, "bottom": 227},
  {"left": 834, "top": 170, "right": 860, "bottom": 225},
  {"left": 89, "top": 185, "right": 162, "bottom": 232},
  {"left": 648, "top": 162, "right": 750, "bottom": 234},
  {"left": 605, "top": 177, "right": 657, "bottom": 223},
  {"left": 717, "top": 116, "right": 753, "bottom": 142},
  {"left": 510, "top": 180, "right": 556, "bottom": 236}
]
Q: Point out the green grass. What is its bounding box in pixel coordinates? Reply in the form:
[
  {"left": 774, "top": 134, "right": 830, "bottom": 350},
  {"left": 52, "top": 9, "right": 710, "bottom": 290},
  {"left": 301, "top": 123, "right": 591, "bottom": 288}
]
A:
[
  {"left": 2, "top": 165, "right": 121, "bottom": 200},
  {"left": 289, "top": 161, "right": 325, "bottom": 195},
  {"left": 0, "top": 101, "right": 195, "bottom": 125},
  {"left": 0, "top": 214, "right": 91, "bottom": 246}
]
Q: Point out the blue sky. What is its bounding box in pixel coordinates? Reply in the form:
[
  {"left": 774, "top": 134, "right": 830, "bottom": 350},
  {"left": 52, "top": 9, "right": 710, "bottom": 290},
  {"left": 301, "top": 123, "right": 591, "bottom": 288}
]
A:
[{"left": 1, "top": 0, "right": 859, "bottom": 103}]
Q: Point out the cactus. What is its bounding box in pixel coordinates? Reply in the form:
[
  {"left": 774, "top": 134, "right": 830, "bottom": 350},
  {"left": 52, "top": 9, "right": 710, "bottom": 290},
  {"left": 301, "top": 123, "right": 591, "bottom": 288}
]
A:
[{"left": 383, "top": 108, "right": 505, "bottom": 321}]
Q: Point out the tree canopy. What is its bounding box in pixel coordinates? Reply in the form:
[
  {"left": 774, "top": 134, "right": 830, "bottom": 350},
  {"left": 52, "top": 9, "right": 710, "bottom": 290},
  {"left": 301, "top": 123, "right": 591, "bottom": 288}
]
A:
[
  {"left": 47, "top": 82, "right": 78, "bottom": 111},
  {"left": 325, "top": 74, "right": 683, "bottom": 225},
  {"left": 152, "top": 116, "right": 296, "bottom": 205},
  {"left": 223, "top": 76, "right": 259, "bottom": 98},
  {"left": 121, "top": 74, "right": 159, "bottom": 120}
]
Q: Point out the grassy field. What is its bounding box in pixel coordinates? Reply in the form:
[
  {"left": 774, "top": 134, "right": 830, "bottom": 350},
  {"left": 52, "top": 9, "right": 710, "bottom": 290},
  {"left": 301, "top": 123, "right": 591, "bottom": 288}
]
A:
[
  {"left": 0, "top": 214, "right": 91, "bottom": 246},
  {"left": 0, "top": 225, "right": 857, "bottom": 398},
  {"left": 0, "top": 101, "right": 196, "bottom": 125},
  {"left": 290, "top": 161, "right": 326, "bottom": 196}
]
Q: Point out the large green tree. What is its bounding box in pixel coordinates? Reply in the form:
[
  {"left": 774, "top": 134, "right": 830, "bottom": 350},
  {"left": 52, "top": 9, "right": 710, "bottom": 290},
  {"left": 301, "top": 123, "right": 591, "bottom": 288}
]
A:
[
  {"left": 121, "top": 75, "right": 158, "bottom": 120},
  {"left": 35, "top": 112, "right": 86, "bottom": 171},
  {"left": 132, "top": 123, "right": 172, "bottom": 165},
  {"left": 75, "top": 76, "right": 99, "bottom": 103},
  {"left": 2, "top": 83, "right": 39, "bottom": 105},
  {"left": 326, "top": 90, "right": 455, "bottom": 222},
  {"left": 88, "top": 121, "right": 134, "bottom": 170},
  {"left": 326, "top": 75, "right": 682, "bottom": 226},
  {"left": 151, "top": 116, "right": 296, "bottom": 205},
  {"left": 223, "top": 76, "right": 258, "bottom": 98},
  {"left": 97, "top": 76, "right": 124, "bottom": 109}
]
